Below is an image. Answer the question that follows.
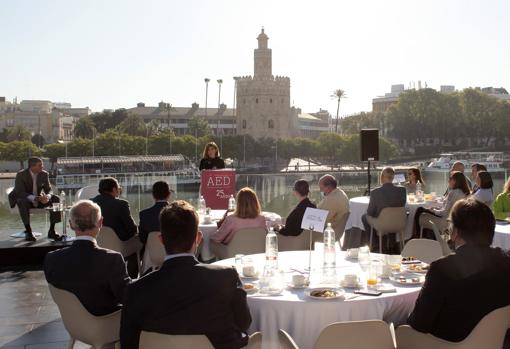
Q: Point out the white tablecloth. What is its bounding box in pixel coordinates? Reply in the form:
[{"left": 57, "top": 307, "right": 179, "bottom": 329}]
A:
[
  {"left": 345, "top": 196, "right": 428, "bottom": 241},
  {"left": 199, "top": 210, "right": 282, "bottom": 261},
  {"left": 493, "top": 223, "right": 510, "bottom": 250},
  {"left": 214, "top": 250, "right": 420, "bottom": 349}
]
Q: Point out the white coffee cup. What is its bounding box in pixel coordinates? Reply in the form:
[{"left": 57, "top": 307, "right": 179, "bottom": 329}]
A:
[
  {"left": 343, "top": 274, "right": 358, "bottom": 286},
  {"left": 242, "top": 265, "right": 256, "bottom": 277},
  {"left": 347, "top": 248, "right": 359, "bottom": 258},
  {"left": 292, "top": 274, "right": 306, "bottom": 287}
]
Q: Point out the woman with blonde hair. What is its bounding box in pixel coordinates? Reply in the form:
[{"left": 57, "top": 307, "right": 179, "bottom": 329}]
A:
[
  {"left": 212, "top": 187, "right": 266, "bottom": 244},
  {"left": 199, "top": 141, "right": 225, "bottom": 170},
  {"left": 493, "top": 177, "right": 510, "bottom": 220}
]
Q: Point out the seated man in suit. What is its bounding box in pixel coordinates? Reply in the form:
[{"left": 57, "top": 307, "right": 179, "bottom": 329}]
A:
[
  {"left": 92, "top": 177, "right": 141, "bottom": 277},
  {"left": 362, "top": 167, "right": 406, "bottom": 248},
  {"left": 44, "top": 200, "right": 131, "bottom": 316},
  {"left": 120, "top": 200, "right": 252, "bottom": 349},
  {"left": 407, "top": 198, "right": 510, "bottom": 341},
  {"left": 317, "top": 174, "right": 349, "bottom": 239},
  {"left": 10, "top": 157, "right": 63, "bottom": 241},
  {"left": 138, "top": 181, "right": 172, "bottom": 244}
]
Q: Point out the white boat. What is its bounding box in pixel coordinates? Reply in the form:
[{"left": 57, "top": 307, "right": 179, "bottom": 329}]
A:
[
  {"left": 424, "top": 152, "right": 505, "bottom": 173},
  {"left": 54, "top": 155, "right": 201, "bottom": 191}
]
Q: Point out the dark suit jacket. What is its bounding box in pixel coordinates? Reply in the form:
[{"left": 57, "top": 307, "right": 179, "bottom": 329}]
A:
[
  {"left": 92, "top": 193, "right": 138, "bottom": 241},
  {"left": 279, "top": 198, "right": 316, "bottom": 236},
  {"left": 138, "top": 201, "right": 169, "bottom": 244},
  {"left": 44, "top": 239, "right": 131, "bottom": 316},
  {"left": 199, "top": 157, "right": 225, "bottom": 171},
  {"left": 9, "top": 168, "right": 53, "bottom": 207},
  {"left": 367, "top": 183, "right": 406, "bottom": 218},
  {"left": 120, "top": 256, "right": 251, "bottom": 349},
  {"left": 408, "top": 245, "right": 510, "bottom": 342}
]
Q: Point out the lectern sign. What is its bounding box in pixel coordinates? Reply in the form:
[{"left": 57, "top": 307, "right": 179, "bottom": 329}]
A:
[{"left": 201, "top": 169, "right": 236, "bottom": 209}]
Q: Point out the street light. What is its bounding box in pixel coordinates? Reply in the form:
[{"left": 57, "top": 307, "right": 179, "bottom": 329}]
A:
[
  {"left": 233, "top": 77, "right": 238, "bottom": 135},
  {"left": 217, "top": 79, "right": 223, "bottom": 134},
  {"left": 166, "top": 103, "right": 173, "bottom": 154},
  {"left": 204, "top": 78, "right": 210, "bottom": 119}
]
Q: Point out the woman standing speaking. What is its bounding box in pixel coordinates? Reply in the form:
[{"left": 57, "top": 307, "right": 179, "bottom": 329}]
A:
[{"left": 199, "top": 142, "right": 225, "bottom": 170}]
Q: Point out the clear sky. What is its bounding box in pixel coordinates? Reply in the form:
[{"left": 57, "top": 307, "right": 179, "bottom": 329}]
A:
[{"left": 1, "top": 0, "right": 509, "bottom": 116}]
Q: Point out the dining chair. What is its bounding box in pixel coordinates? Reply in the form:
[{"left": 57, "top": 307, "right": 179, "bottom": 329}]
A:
[
  {"left": 278, "top": 231, "right": 310, "bottom": 251},
  {"left": 312, "top": 320, "right": 396, "bottom": 349},
  {"left": 401, "top": 238, "right": 443, "bottom": 264},
  {"left": 48, "top": 284, "right": 121, "bottom": 349},
  {"left": 210, "top": 227, "right": 267, "bottom": 260},
  {"left": 428, "top": 219, "right": 452, "bottom": 256},
  {"left": 278, "top": 329, "right": 300, "bottom": 349},
  {"left": 143, "top": 231, "right": 165, "bottom": 271},
  {"left": 396, "top": 305, "right": 510, "bottom": 349},
  {"left": 97, "top": 226, "right": 141, "bottom": 267},
  {"left": 367, "top": 207, "right": 407, "bottom": 253},
  {"left": 75, "top": 185, "right": 99, "bottom": 202},
  {"left": 419, "top": 212, "right": 447, "bottom": 238},
  {"left": 139, "top": 331, "right": 262, "bottom": 349}
]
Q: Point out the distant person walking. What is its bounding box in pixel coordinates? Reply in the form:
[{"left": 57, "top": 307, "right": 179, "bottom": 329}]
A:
[{"left": 199, "top": 142, "right": 225, "bottom": 170}]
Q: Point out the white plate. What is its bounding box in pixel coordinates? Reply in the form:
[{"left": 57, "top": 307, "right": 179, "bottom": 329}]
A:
[
  {"left": 240, "top": 272, "right": 260, "bottom": 280},
  {"left": 305, "top": 287, "right": 345, "bottom": 300},
  {"left": 390, "top": 273, "right": 424, "bottom": 285},
  {"left": 339, "top": 280, "right": 362, "bottom": 289},
  {"left": 287, "top": 282, "right": 309, "bottom": 289},
  {"left": 404, "top": 263, "right": 430, "bottom": 274},
  {"left": 242, "top": 283, "right": 259, "bottom": 294}
]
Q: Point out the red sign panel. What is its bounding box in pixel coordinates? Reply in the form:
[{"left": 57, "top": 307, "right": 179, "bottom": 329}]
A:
[{"left": 201, "top": 169, "right": 236, "bottom": 209}]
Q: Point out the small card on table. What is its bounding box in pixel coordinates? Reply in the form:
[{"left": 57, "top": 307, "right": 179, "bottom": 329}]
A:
[{"left": 301, "top": 207, "right": 329, "bottom": 233}]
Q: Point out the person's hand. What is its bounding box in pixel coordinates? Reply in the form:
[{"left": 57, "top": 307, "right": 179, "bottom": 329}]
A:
[{"left": 39, "top": 195, "right": 49, "bottom": 204}]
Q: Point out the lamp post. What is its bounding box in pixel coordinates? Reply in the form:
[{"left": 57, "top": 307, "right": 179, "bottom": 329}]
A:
[
  {"left": 204, "top": 78, "right": 210, "bottom": 119},
  {"left": 166, "top": 103, "right": 172, "bottom": 154},
  {"left": 233, "top": 77, "right": 238, "bottom": 135},
  {"left": 92, "top": 128, "right": 96, "bottom": 157},
  {"left": 217, "top": 79, "right": 223, "bottom": 135}
]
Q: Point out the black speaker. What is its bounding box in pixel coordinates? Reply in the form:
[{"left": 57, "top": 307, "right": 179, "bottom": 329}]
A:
[{"left": 360, "top": 129, "right": 379, "bottom": 161}]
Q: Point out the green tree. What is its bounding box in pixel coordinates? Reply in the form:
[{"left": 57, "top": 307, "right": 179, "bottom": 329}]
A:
[
  {"left": 316, "top": 132, "right": 346, "bottom": 163},
  {"left": 117, "top": 114, "right": 146, "bottom": 136},
  {"left": 2, "top": 141, "right": 40, "bottom": 169},
  {"left": 74, "top": 116, "right": 96, "bottom": 138},
  {"left": 31, "top": 133, "right": 45, "bottom": 147},
  {"left": 6, "top": 125, "right": 31, "bottom": 142},
  {"left": 43, "top": 143, "right": 65, "bottom": 168},
  {"left": 331, "top": 89, "right": 347, "bottom": 133},
  {"left": 188, "top": 115, "right": 212, "bottom": 138}
]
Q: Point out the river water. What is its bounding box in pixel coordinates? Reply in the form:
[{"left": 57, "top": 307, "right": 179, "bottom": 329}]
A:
[{"left": 0, "top": 170, "right": 506, "bottom": 238}]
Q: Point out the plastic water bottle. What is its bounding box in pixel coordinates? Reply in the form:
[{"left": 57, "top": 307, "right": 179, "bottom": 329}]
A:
[
  {"left": 323, "top": 223, "right": 336, "bottom": 274},
  {"left": 265, "top": 227, "right": 278, "bottom": 270},
  {"left": 60, "top": 190, "right": 66, "bottom": 211},
  {"left": 199, "top": 195, "right": 206, "bottom": 214},
  {"left": 416, "top": 181, "right": 423, "bottom": 202},
  {"left": 228, "top": 194, "right": 236, "bottom": 210}
]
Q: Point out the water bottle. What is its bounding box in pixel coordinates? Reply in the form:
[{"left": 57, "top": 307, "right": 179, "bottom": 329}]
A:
[
  {"left": 416, "top": 181, "right": 423, "bottom": 202},
  {"left": 228, "top": 194, "right": 236, "bottom": 210},
  {"left": 265, "top": 227, "right": 278, "bottom": 270},
  {"left": 323, "top": 223, "right": 336, "bottom": 279},
  {"left": 199, "top": 195, "right": 206, "bottom": 214},
  {"left": 60, "top": 190, "right": 66, "bottom": 211}
]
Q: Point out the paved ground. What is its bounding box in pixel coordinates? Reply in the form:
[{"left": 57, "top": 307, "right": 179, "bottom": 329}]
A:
[{"left": 0, "top": 268, "right": 95, "bottom": 349}]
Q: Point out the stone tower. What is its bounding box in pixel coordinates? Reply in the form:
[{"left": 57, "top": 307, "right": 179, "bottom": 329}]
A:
[{"left": 236, "top": 28, "right": 294, "bottom": 139}]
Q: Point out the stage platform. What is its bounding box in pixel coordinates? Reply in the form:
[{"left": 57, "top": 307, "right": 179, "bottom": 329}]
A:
[{"left": 0, "top": 235, "right": 73, "bottom": 267}]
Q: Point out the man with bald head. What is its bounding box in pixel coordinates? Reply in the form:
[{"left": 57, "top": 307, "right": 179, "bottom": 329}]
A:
[
  {"left": 44, "top": 200, "right": 131, "bottom": 316},
  {"left": 317, "top": 174, "right": 350, "bottom": 239},
  {"left": 445, "top": 161, "right": 472, "bottom": 194}
]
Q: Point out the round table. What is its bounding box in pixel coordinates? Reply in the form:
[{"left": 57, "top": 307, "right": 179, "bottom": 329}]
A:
[
  {"left": 199, "top": 210, "right": 282, "bottom": 261},
  {"left": 346, "top": 196, "right": 432, "bottom": 241},
  {"left": 214, "top": 250, "right": 421, "bottom": 349},
  {"left": 493, "top": 222, "right": 510, "bottom": 250}
]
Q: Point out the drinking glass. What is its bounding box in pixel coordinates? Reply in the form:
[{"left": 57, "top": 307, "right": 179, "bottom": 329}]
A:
[
  {"left": 358, "top": 246, "right": 370, "bottom": 272},
  {"left": 52, "top": 203, "right": 60, "bottom": 212},
  {"left": 367, "top": 263, "right": 380, "bottom": 288}
]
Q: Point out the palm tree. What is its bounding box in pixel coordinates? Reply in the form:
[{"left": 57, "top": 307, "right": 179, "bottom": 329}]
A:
[{"left": 331, "top": 89, "right": 347, "bottom": 133}]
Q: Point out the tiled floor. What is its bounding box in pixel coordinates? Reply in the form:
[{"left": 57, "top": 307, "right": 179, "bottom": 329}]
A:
[{"left": 0, "top": 269, "right": 95, "bottom": 349}]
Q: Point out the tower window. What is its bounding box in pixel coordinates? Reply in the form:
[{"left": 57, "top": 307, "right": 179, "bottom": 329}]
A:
[
  {"left": 270, "top": 98, "right": 273, "bottom": 103},
  {"left": 256, "top": 98, "right": 259, "bottom": 103},
  {"left": 268, "top": 120, "right": 274, "bottom": 129},
  {"left": 242, "top": 120, "right": 247, "bottom": 129}
]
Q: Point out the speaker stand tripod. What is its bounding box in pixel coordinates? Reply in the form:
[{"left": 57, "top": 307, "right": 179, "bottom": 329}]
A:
[{"left": 364, "top": 159, "right": 373, "bottom": 196}]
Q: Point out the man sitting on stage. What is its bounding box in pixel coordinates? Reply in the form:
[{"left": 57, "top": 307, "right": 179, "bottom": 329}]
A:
[
  {"left": 45, "top": 200, "right": 131, "bottom": 316},
  {"left": 9, "top": 157, "right": 62, "bottom": 241}
]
